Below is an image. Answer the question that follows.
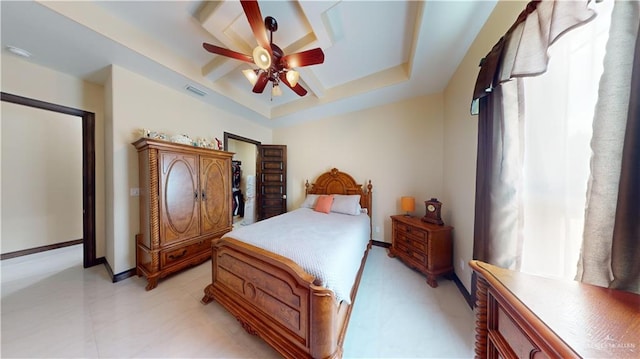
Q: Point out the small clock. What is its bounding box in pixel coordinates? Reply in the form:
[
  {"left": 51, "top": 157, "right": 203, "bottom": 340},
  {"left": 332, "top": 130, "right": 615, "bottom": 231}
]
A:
[{"left": 422, "top": 198, "right": 444, "bottom": 225}]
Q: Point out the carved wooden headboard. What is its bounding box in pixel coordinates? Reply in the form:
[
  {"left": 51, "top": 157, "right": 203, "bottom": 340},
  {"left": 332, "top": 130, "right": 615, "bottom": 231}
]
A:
[{"left": 304, "top": 168, "right": 373, "bottom": 219}]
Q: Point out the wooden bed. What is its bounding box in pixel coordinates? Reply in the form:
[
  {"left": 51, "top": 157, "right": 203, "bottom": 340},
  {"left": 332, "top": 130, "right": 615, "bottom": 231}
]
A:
[{"left": 202, "top": 168, "right": 373, "bottom": 359}]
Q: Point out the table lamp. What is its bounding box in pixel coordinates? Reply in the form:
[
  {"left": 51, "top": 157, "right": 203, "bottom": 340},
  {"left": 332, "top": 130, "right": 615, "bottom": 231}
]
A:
[{"left": 401, "top": 196, "right": 415, "bottom": 217}]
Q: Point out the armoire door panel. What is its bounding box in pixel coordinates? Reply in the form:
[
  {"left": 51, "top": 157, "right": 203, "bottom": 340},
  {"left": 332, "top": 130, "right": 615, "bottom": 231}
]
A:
[
  {"left": 160, "top": 152, "right": 199, "bottom": 244},
  {"left": 200, "top": 155, "right": 230, "bottom": 234}
]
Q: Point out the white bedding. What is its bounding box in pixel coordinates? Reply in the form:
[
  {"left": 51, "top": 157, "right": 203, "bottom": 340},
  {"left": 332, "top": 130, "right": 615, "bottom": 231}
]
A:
[{"left": 223, "top": 208, "right": 371, "bottom": 304}]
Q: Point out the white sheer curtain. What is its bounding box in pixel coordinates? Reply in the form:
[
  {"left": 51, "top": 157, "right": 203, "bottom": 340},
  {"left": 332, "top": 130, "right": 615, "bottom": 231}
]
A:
[
  {"left": 471, "top": 0, "right": 597, "bottom": 278},
  {"left": 519, "top": 0, "right": 613, "bottom": 279}
]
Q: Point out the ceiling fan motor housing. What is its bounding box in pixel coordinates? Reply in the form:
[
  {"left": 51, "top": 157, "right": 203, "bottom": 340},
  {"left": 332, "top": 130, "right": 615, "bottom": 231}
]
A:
[{"left": 265, "top": 16, "right": 278, "bottom": 32}]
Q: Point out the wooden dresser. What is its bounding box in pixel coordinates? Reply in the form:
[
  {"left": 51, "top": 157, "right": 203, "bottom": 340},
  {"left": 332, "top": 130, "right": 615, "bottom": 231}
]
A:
[
  {"left": 470, "top": 260, "right": 640, "bottom": 358},
  {"left": 133, "top": 138, "right": 233, "bottom": 290},
  {"left": 389, "top": 215, "right": 453, "bottom": 287}
]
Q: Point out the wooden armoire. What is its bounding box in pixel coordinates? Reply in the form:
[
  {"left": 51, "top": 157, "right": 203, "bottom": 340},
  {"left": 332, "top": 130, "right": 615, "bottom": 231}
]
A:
[{"left": 133, "top": 138, "right": 233, "bottom": 290}]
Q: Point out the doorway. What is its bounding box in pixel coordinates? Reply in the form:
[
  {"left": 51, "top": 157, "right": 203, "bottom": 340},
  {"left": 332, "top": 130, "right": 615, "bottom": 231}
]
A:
[
  {"left": 224, "top": 132, "right": 259, "bottom": 227},
  {"left": 0, "top": 92, "right": 98, "bottom": 268}
]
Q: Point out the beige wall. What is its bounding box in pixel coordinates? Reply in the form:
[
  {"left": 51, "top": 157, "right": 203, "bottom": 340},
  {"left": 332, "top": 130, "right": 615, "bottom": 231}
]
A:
[
  {"left": 273, "top": 94, "right": 445, "bottom": 243},
  {"left": 228, "top": 138, "right": 257, "bottom": 192},
  {"left": 0, "top": 57, "right": 273, "bottom": 274},
  {"left": 107, "top": 65, "right": 272, "bottom": 274},
  {"left": 443, "top": 0, "right": 526, "bottom": 292},
  {"left": 228, "top": 139, "right": 257, "bottom": 178},
  {"left": 1, "top": 103, "right": 82, "bottom": 253},
  {"left": 1, "top": 55, "right": 106, "bottom": 258}
]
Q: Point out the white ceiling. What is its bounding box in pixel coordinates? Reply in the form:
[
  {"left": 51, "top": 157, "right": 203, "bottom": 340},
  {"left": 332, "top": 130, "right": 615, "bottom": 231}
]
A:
[{"left": 1, "top": 1, "right": 496, "bottom": 129}]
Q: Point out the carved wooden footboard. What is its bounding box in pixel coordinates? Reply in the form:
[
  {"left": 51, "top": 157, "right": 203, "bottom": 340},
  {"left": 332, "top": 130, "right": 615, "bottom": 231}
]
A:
[
  {"left": 202, "top": 168, "right": 373, "bottom": 358},
  {"left": 202, "top": 237, "right": 370, "bottom": 358}
]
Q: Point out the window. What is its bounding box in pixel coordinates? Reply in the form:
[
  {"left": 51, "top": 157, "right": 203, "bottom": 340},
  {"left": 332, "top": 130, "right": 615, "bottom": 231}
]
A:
[{"left": 520, "top": 0, "right": 613, "bottom": 279}]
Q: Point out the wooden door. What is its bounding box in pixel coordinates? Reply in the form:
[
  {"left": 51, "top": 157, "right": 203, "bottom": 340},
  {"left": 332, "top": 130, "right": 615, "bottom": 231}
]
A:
[
  {"left": 159, "top": 151, "right": 200, "bottom": 244},
  {"left": 199, "top": 154, "right": 231, "bottom": 235},
  {"left": 257, "top": 145, "right": 287, "bottom": 220}
]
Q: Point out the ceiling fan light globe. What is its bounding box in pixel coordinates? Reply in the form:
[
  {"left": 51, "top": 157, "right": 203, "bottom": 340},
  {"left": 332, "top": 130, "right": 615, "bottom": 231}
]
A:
[
  {"left": 242, "top": 69, "right": 259, "bottom": 85},
  {"left": 252, "top": 46, "right": 271, "bottom": 70},
  {"left": 272, "top": 84, "right": 283, "bottom": 97},
  {"left": 286, "top": 70, "right": 299, "bottom": 87}
]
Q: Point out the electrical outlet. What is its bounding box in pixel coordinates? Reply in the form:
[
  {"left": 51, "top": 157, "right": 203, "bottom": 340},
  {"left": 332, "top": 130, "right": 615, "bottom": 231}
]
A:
[
  {"left": 459, "top": 259, "right": 465, "bottom": 270},
  {"left": 375, "top": 226, "right": 380, "bottom": 233},
  {"left": 130, "top": 188, "right": 140, "bottom": 196}
]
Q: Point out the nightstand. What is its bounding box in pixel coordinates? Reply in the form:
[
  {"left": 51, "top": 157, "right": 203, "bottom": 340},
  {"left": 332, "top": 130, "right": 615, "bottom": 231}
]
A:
[{"left": 389, "top": 215, "right": 453, "bottom": 287}]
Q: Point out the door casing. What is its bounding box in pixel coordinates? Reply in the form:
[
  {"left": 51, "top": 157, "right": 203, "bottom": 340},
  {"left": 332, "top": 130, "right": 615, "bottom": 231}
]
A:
[{"left": 1, "top": 92, "right": 98, "bottom": 268}]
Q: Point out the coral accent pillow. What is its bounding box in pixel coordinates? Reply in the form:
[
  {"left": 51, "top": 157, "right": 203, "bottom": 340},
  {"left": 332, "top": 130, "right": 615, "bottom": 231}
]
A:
[{"left": 314, "top": 195, "right": 334, "bottom": 214}]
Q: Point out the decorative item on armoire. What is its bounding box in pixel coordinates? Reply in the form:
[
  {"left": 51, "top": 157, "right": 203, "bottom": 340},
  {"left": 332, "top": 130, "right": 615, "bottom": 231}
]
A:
[
  {"left": 401, "top": 196, "right": 415, "bottom": 217},
  {"left": 422, "top": 198, "right": 444, "bottom": 225}
]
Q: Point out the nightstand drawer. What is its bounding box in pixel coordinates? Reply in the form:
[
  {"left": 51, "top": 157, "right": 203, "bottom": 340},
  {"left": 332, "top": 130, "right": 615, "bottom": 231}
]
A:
[
  {"left": 396, "top": 232, "right": 427, "bottom": 253},
  {"left": 394, "top": 239, "right": 427, "bottom": 266},
  {"left": 396, "top": 222, "right": 427, "bottom": 241}
]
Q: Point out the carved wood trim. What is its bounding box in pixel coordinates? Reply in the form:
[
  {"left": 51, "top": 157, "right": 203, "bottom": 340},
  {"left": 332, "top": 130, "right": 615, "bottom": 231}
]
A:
[
  {"left": 149, "top": 148, "right": 160, "bottom": 249},
  {"left": 475, "top": 276, "right": 489, "bottom": 359},
  {"left": 305, "top": 168, "right": 373, "bottom": 217},
  {"left": 304, "top": 168, "right": 374, "bottom": 240}
]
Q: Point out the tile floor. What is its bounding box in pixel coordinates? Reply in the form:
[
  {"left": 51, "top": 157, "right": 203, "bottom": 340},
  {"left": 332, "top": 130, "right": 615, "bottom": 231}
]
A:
[{"left": 1, "top": 245, "right": 475, "bottom": 358}]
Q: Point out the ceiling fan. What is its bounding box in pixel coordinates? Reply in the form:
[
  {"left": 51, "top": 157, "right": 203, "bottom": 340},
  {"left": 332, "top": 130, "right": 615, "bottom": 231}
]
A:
[{"left": 202, "top": 0, "right": 325, "bottom": 98}]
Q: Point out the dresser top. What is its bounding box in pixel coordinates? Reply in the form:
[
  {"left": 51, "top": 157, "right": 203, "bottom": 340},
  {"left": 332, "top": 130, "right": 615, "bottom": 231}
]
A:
[
  {"left": 391, "top": 215, "right": 453, "bottom": 231},
  {"left": 470, "top": 260, "right": 640, "bottom": 358}
]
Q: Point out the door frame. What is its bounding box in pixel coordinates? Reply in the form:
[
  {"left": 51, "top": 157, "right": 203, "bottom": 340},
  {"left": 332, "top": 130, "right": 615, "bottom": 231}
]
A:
[
  {"left": 223, "top": 132, "right": 261, "bottom": 221},
  {"left": 223, "top": 132, "right": 261, "bottom": 151},
  {"left": 1, "top": 92, "right": 98, "bottom": 268}
]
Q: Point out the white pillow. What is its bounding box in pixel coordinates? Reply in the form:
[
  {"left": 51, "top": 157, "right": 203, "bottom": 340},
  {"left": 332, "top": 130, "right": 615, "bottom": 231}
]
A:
[
  {"left": 330, "top": 194, "right": 362, "bottom": 215},
  {"left": 301, "top": 194, "right": 320, "bottom": 208}
]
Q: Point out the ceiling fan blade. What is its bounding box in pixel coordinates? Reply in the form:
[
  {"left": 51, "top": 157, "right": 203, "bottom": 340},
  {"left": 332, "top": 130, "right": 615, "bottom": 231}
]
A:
[
  {"left": 279, "top": 72, "right": 308, "bottom": 97},
  {"left": 281, "top": 48, "right": 325, "bottom": 68},
  {"left": 202, "top": 43, "right": 253, "bottom": 63},
  {"left": 252, "top": 72, "right": 269, "bottom": 93},
  {"left": 240, "top": 0, "right": 272, "bottom": 54}
]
